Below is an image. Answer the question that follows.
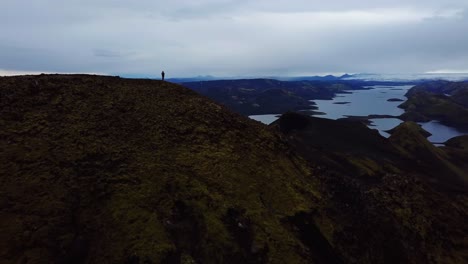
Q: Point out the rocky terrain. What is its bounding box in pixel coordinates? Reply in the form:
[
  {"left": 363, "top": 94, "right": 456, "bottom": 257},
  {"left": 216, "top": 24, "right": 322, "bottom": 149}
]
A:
[{"left": 1, "top": 75, "right": 467, "bottom": 263}]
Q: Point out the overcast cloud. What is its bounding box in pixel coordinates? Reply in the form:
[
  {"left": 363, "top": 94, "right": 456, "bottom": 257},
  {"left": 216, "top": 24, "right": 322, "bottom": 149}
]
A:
[{"left": 1, "top": 0, "right": 468, "bottom": 77}]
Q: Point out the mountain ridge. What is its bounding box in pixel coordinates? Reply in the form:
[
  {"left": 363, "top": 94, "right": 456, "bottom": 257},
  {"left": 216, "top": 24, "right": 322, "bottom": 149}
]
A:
[{"left": 1, "top": 74, "right": 320, "bottom": 263}]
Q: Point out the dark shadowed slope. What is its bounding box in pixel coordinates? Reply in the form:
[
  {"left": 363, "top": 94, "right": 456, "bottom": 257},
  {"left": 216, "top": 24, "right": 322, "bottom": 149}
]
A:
[
  {"left": 272, "top": 112, "right": 468, "bottom": 264},
  {"left": 0, "top": 75, "right": 322, "bottom": 263},
  {"left": 388, "top": 122, "right": 468, "bottom": 190},
  {"left": 271, "top": 113, "right": 406, "bottom": 179}
]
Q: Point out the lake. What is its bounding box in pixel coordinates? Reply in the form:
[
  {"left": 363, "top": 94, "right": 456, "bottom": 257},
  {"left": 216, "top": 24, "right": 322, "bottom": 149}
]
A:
[
  {"left": 313, "top": 85, "right": 410, "bottom": 119},
  {"left": 249, "top": 85, "right": 468, "bottom": 144},
  {"left": 249, "top": 114, "right": 281, "bottom": 125}
]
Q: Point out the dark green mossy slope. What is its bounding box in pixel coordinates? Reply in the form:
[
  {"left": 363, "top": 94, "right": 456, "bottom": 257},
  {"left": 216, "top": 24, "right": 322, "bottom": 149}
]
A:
[
  {"left": 388, "top": 122, "right": 468, "bottom": 190},
  {"left": 271, "top": 113, "right": 404, "bottom": 178},
  {"left": 2, "top": 75, "right": 467, "bottom": 264},
  {"left": 446, "top": 135, "right": 468, "bottom": 150},
  {"left": 443, "top": 136, "right": 468, "bottom": 175},
  {"left": 273, "top": 113, "right": 468, "bottom": 264},
  {"left": 0, "top": 75, "right": 320, "bottom": 263},
  {"left": 400, "top": 81, "right": 468, "bottom": 129}
]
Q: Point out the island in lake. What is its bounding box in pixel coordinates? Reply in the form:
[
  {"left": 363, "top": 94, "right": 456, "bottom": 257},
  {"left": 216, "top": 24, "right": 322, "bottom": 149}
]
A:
[{"left": 387, "top": 98, "right": 405, "bottom": 102}]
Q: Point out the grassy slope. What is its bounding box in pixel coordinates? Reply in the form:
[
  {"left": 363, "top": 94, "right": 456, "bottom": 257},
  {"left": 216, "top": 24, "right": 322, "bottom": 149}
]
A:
[
  {"left": 0, "top": 75, "right": 321, "bottom": 263},
  {"left": 388, "top": 122, "right": 468, "bottom": 189},
  {"left": 446, "top": 135, "right": 468, "bottom": 150},
  {"left": 400, "top": 82, "right": 468, "bottom": 129}
]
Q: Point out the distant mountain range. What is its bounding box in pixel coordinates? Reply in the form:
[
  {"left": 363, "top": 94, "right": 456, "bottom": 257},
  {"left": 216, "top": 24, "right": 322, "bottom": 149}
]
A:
[
  {"left": 181, "top": 78, "right": 366, "bottom": 115},
  {"left": 163, "top": 73, "right": 468, "bottom": 83},
  {"left": 343, "top": 73, "right": 468, "bottom": 82},
  {"left": 168, "top": 74, "right": 352, "bottom": 83}
]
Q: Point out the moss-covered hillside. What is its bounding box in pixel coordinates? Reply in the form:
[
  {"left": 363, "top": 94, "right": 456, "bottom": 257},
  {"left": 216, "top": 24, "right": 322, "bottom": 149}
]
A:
[
  {"left": 273, "top": 113, "right": 468, "bottom": 264},
  {"left": 399, "top": 81, "right": 468, "bottom": 129},
  {"left": 1, "top": 75, "right": 467, "bottom": 264},
  {"left": 0, "top": 75, "right": 321, "bottom": 263}
]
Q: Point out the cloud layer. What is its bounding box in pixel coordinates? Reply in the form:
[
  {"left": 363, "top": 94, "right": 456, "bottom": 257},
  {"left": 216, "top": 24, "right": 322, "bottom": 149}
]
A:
[{"left": 1, "top": 1, "right": 468, "bottom": 77}]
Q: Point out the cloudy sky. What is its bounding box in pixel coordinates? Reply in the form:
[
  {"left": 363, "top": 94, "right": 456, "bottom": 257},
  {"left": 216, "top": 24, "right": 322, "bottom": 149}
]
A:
[{"left": 2, "top": 0, "right": 468, "bottom": 77}]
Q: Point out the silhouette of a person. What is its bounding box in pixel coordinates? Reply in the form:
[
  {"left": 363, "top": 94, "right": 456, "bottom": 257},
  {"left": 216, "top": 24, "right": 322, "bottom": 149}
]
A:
[{"left": 161, "top": 71, "right": 165, "bottom": 81}]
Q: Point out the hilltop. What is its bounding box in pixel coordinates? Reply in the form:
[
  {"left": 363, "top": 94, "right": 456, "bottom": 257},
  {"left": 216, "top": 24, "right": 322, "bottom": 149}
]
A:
[
  {"left": 1, "top": 75, "right": 467, "bottom": 263},
  {"left": 0, "top": 75, "right": 319, "bottom": 263}
]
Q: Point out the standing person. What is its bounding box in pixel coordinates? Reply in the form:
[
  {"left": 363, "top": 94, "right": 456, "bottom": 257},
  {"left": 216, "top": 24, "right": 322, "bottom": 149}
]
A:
[{"left": 161, "top": 71, "right": 165, "bottom": 81}]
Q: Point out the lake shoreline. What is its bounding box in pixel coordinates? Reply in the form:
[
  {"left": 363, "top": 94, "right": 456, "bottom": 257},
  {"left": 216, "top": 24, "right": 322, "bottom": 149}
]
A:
[{"left": 250, "top": 85, "right": 468, "bottom": 144}]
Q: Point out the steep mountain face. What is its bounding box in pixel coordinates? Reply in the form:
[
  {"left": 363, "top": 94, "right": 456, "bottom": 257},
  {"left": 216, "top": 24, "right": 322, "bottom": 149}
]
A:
[
  {"left": 0, "top": 75, "right": 320, "bottom": 263},
  {"left": 1, "top": 75, "right": 467, "bottom": 264},
  {"left": 273, "top": 113, "right": 468, "bottom": 264}
]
